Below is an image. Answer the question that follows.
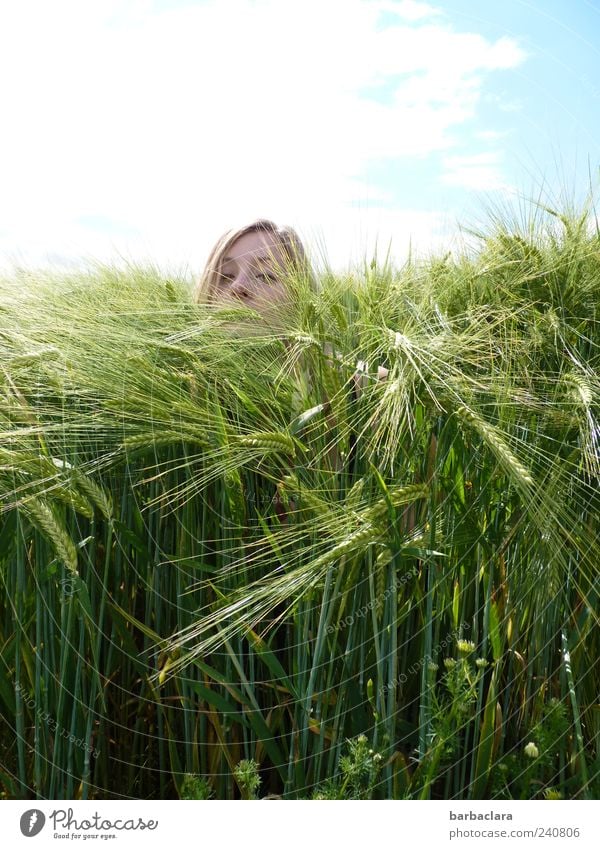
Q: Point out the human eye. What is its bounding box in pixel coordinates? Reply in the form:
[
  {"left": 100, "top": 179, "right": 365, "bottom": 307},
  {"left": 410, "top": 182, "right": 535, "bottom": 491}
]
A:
[
  {"left": 218, "top": 268, "right": 234, "bottom": 284},
  {"left": 256, "top": 271, "right": 279, "bottom": 284}
]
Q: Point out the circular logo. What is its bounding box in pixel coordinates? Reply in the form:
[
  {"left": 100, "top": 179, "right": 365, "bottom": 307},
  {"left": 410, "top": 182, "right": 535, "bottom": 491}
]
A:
[{"left": 20, "top": 810, "right": 46, "bottom": 837}]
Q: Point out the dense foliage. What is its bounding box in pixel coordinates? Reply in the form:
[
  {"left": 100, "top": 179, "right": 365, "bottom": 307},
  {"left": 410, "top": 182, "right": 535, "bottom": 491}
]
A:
[{"left": 1, "top": 205, "right": 598, "bottom": 799}]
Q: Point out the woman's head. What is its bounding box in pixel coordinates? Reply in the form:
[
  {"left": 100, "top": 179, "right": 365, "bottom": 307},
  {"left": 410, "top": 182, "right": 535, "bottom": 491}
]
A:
[{"left": 194, "top": 219, "right": 311, "bottom": 323}]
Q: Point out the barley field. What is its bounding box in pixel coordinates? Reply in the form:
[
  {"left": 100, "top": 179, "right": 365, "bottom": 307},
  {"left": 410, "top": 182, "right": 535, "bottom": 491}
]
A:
[{"left": 1, "top": 204, "right": 598, "bottom": 800}]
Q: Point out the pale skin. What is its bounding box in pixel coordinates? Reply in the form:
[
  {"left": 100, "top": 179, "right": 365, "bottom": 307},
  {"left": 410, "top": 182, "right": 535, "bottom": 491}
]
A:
[{"left": 211, "top": 230, "right": 292, "bottom": 328}]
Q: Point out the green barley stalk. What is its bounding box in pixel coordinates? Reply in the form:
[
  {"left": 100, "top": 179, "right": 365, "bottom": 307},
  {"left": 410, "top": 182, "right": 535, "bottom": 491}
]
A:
[{"left": 1, "top": 198, "right": 598, "bottom": 799}]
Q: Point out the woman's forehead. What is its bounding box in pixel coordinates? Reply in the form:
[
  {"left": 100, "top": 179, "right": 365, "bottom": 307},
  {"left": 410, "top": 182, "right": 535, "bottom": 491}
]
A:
[{"left": 224, "top": 230, "right": 286, "bottom": 264}]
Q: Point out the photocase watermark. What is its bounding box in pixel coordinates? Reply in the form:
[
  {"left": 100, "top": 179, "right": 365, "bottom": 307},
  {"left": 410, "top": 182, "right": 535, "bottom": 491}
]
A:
[
  {"left": 59, "top": 576, "right": 78, "bottom": 596},
  {"left": 326, "top": 566, "right": 419, "bottom": 635},
  {"left": 244, "top": 490, "right": 300, "bottom": 506},
  {"left": 20, "top": 809, "right": 46, "bottom": 837},
  {"left": 49, "top": 807, "right": 158, "bottom": 833},
  {"left": 580, "top": 73, "right": 600, "bottom": 101},
  {"left": 18, "top": 807, "right": 158, "bottom": 838},
  {"left": 380, "top": 622, "right": 471, "bottom": 695},
  {"left": 15, "top": 682, "right": 99, "bottom": 760}
]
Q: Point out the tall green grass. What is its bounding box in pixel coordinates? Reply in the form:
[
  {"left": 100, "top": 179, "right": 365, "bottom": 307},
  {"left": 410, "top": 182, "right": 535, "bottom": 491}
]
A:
[{"left": 0, "top": 204, "right": 598, "bottom": 799}]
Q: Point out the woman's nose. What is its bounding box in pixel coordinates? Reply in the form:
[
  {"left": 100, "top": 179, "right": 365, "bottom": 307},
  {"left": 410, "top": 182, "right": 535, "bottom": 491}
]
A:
[{"left": 230, "top": 273, "right": 252, "bottom": 299}]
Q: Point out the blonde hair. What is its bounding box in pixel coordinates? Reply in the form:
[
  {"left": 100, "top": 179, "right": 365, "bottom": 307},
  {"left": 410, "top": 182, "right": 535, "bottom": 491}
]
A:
[{"left": 193, "top": 218, "right": 313, "bottom": 304}]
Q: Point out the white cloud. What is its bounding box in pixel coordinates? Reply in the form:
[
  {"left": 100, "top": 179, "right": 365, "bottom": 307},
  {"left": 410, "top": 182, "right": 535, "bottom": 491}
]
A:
[
  {"left": 0, "top": 0, "right": 526, "bottom": 273},
  {"left": 475, "top": 130, "right": 510, "bottom": 142},
  {"left": 441, "top": 152, "right": 512, "bottom": 191},
  {"left": 374, "top": 0, "right": 441, "bottom": 22}
]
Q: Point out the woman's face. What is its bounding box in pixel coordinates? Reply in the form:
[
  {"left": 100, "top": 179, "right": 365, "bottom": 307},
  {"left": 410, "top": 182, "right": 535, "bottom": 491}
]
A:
[{"left": 213, "top": 231, "right": 292, "bottom": 324}]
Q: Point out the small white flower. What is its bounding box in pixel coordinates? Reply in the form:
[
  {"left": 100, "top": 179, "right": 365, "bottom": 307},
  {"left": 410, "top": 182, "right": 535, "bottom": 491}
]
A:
[
  {"left": 51, "top": 457, "right": 74, "bottom": 470},
  {"left": 524, "top": 741, "right": 539, "bottom": 759}
]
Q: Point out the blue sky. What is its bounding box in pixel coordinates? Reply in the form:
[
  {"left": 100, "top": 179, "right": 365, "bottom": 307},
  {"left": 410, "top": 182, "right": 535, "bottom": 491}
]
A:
[{"left": 1, "top": 0, "right": 599, "bottom": 274}]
